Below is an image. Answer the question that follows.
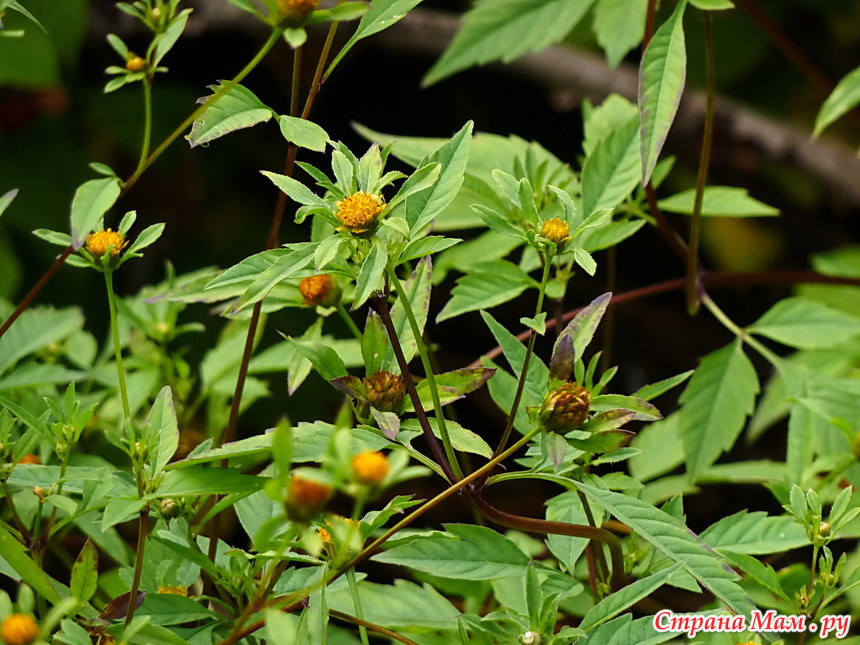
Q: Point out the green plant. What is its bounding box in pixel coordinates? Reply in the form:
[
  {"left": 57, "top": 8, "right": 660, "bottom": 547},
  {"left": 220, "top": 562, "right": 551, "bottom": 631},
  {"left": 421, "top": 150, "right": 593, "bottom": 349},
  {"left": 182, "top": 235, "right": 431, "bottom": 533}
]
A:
[{"left": 1, "top": 0, "right": 859, "bottom": 643}]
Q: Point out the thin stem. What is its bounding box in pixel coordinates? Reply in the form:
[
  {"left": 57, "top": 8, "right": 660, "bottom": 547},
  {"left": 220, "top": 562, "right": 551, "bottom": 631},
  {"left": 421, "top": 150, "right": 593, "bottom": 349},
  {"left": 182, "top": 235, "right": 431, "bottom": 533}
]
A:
[
  {"left": 686, "top": 11, "right": 714, "bottom": 315},
  {"left": 577, "top": 489, "right": 610, "bottom": 590},
  {"left": 346, "top": 569, "right": 370, "bottom": 645},
  {"left": 700, "top": 293, "right": 783, "bottom": 368},
  {"left": 1, "top": 479, "right": 30, "bottom": 544},
  {"left": 373, "top": 293, "right": 456, "bottom": 483},
  {"left": 328, "top": 609, "right": 419, "bottom": 645},
  {"left": 489, "top": 255, "right": 552, "bottom": 462},
  {"left": 124, "top": 29, "right": 282, "bottom": 194},
  {"left": 104, "top": 269, "right": 131, "bottom": 421},
  {"left": 337, "top": 302, "right": 362, "bottom": 340},
  {"left": 386, "top": 263, "right": 463, "bottom": 480},
  {"left": 124, "top": 505, "right": 149, "bottom": 627},
  {"left": 136, "top": 78, "right": 153, "bottom": 177}
]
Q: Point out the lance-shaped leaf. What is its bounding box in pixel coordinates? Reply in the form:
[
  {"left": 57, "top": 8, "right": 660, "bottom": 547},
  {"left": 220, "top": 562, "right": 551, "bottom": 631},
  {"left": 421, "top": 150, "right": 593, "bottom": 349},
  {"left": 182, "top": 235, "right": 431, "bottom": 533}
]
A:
[
  {"left": 577, "top": 482, "right": 756, "bottom": 621},
  {"left": 638, "top": 0, "right": 687, "bottom": 185},
  {"left": 582, "top": 116, "right": 641, "bottom": 215},
  {"left": 143, "top": 386, "right": 179, "bottom": 476},
  {"left": 289, "top": 339, "right": 348, "bottom": 382},
  {"left": 406, "top": 368, "right": 495, "bottom": 412},
  {"left": 70, "top": 539, "right": 99, "bottom": 607},
  {"left": 188, "top": 82, "right": 274, "bottom": 147},
  {"left": 371, "top": 408, "right": 401, "bottom": 440},
  {"left": 679, "top": 342, "right": 759, "bottom": 482},
  {"left": 658, "top": 186, "right": 778, "bottom": 217},
  {"left": 232, "top": 243, "right": 318, "bottom": 312},
  {"left": 815, "top": 65, "right": 860, "bottom": 137},
  {"left": 748, "top": 297, "right": 860, "bottom": 350},
  {"left": 385, "top": 257, "right": 432, "bottom": 368},
  {"left": 400, "top": 417, "right": 492, "bottom": 457},
  {"left": 362, "top": 310, "right": 388, "bottom": 376},
  {"left": 70, "top": 177, "right": 122, "bottom": 249},
  {"left": 0, "top": 523, "right": 61, "bottom": 603},
  {"left": 590, "top": 394, "right": 662, "bottom": 421},
  {"left": 594, "top": 0, "right": 647, "bottom": 68},
  {"left": 0, "top": 188, "right": 18, "bottom": 218},
  {"left": 424, "top": 0, "right": 596, "bottom": 86},
  {"left": 437, "top": 260, "right": 538, "bottom": 322},
  {"left": 353, "top": 242, "right": 387, "bottom": 309},
  {"left": 551, "top": 292, "right": 611, "bottom": 378}
]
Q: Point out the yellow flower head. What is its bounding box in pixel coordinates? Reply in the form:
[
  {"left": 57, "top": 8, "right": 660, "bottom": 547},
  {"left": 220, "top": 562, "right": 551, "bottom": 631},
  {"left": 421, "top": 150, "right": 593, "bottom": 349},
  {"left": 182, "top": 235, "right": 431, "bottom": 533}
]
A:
[
  {"left": 1, "top": 613, "right": 40, "bottom": 645},
  {"left": 318, "top": 527, "right": 332, "bottom": 543},
  {"left": 335, "top": 191, "right": 385, "bottom": 234},
  {"left": 351, "top": 450, "right": 389, "bottom": 486},
  {"left": 285, "top": 474, "right": 332, "bottom": 522},
  {"left": 157, "top": 585, "right": 188, "bottom": 596},
  {"left": 541, "top": 217, "right": 570, "bottom": 245},
  {"left": 299, "top": 274, "right": 339, "bottom": 306},
  {"left": 17, "top": 453, "right": 40, "bottom": 465},
  {"left": 126, "top": 55, "right": 146, "bottom": 73},
  {"left": 86, "top": 228, "right": 127, "bottom": 257}
]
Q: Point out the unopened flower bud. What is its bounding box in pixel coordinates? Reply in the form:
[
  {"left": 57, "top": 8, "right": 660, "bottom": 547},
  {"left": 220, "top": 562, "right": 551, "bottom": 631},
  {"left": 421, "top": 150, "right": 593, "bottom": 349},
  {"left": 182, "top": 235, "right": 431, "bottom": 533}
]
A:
[
  {"left": 276, "top": 0, "right": 319, "bottom": 26},
  {"left": 521, "top": 632, "right": 543, "bottom": 645},
  {"left": 363, "top": 371, "right": 405, "bottom": 412},
  {"left": 540, "top": 217, "right": 570, "bottom": 247},
  {"left": 1, "top": 613, "right": 40, "bottom": 645},
  {"left": 538, "top": 382, "right": 591, "bottom": 433},
  {"left": 33, "top": 486, "right": 46, "bottom": 501},
  {"left": 160, "top": 498, "right": 181, "bottom": 519},
  {"left": 351, "top": 451, "right": 389, "bottom": 486},
  {"left": 285, "top": 473, "right": 332, "bottom": 522},
  {"left": 819, "top": 521, "right": 831, "bottom": 537},
  {"left": 86, "top": 228, "right": 127, "bottom": 257},
  {"left": 299, "top": 274, "right": 340, "bottom": 306},
  {"left": 18, "top": 453, "right": 40, "bottom": 465},
  {"left": 126, "top": 55, "right": 146, "bottom": 73}
]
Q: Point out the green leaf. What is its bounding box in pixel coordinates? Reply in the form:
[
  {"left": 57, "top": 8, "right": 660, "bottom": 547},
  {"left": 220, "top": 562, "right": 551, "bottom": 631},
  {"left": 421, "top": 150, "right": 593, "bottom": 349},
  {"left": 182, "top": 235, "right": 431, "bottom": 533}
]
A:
[
  {"left": 552, "top": 292, "right": 611, "bottom": 374},
  {"left": 278, "top": 115, "right": 329, "bottom": 152},
  {"left": 143, "top": 386, "right": 179, "bottom": 476},
  {"left": 0, "top": 523, "right": 61, "bottom": 603},
  {"left": 372, "top": 524, "right": 530, "bottom": 579},
  {"left": 157, "top": 467, "right": 266, "bottom": 496},
  {"left": 385, "top": 257, "right": 432, "bottom": 367},
  {"left": 0, "top": 306, "right": 84, "bottom": 374},
  {"left": 658, "top": 186, "right": 779, "bottom": 217},
  {"left": 233, "top": 243, "right": 317, "bottom": 312},
  {"left": 152, "top": 9, "right": 189, "bottom": 66},
  {"left": 137, "top": 593, "right": 220, "bottom": 625},
  {"left": 406, "top": 121, "right": 473, "bottom": 232},
  {"left": 361, "top": 311, "right": 387, "bottom": 376},
  {"left": 409, "top": 368, "right": 495, "bottom": 411},
  {"left": 288, "top": 338, "right": 348, "bottom": 382},
  {"left": 719, "top": 550, "right": 792, "bottom": 604},
  {"left": 814, "top": 65, "right": 860, "bottom": 137},
  {"left": 591, "top": 394, "right": 661, "bottom": 420},
  {"left": 424, "top": 0, "right": 596, "bottom": 86},
  {"left": 690, "top": 0, "right": 734, "bottom": 8},
  {"left": 388, "top": 162, "right": 441, "bottom": 211},
  {"left": 399, "top": 417, "right": 492, "bottom": 458},
  {"left": 69, "top": 177, "right": 122, "bottom": 249},
  {"left": 633, "top": 370, "right": 694, "bottom": 401},
  {"left": 519, "top": 312, "right": 546, "bottom": 335},
  {"left": 399, "top": 235, "right": 461, "bottom": 264},
  {"left": 700, "top": 511, "right": 808, "bottom": 554},
  {"left": 262, "top": 171, "right": 327, "bottom": 207},
  {"left": 679, "top": 342, "right": 759, "bottom": 481},
  {"left": 472, "top": 204, "right": 525, "bottom": 240},
  {"left": 545, "top": 491, "right": 590, "bottom": 573},
  {"left": 577, "top": 482, "right": 756, "bottom": 620},
  {"left": 187, "top": 82, "right": 273, "bottom": 147},
  {"left": 638, "top": 0, "right": 687, "bottom": 185},
  {"left": 593, "top": 0, "right": 647, "bottom": 68},
  {"left": 437, "top": 260, "right": 537, "bottom": 322},
  {"left": 327, "top": 0, "right": 424, "bottom": 75},
  {"left": 580, "top": 563, "right": 682, "bottom": 632},
  {"left": 481, "top": 310, "right": 548, "bottom": 408},
  {"left": 579, "top": 614, "right": 680, "bottom": 645},
  {"left": 353, "top": 242, "right": 387, "bottom": 309},
  {"left": 0, "top": 188, "right": 18, "bottom": 218},
  {"left": 70, "top": 539, "right": 98, "bottom": 607},
  {"left": 748, "top": 297, "right": 860, "bottom": 350},
  {"left": 582, "top": 116, "right": 641, "bottom": 215}
]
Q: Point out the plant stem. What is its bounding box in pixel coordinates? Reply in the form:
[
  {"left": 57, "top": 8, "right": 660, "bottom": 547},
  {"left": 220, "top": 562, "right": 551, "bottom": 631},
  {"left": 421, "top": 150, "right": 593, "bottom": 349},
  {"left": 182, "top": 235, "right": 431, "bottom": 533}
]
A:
[
  {"left": 124, "top": 29, "right": 282, "bottom": 194},
  {"left": 686, "top": 11, "right": 714, "bottom": 315},
  {"left": 328, "top": 609, "right": 419, "bottom": 645},
  {"left": 124, "top": 505, "right": 149, "bottom": 627},
  {"left": 337, "top": 302, "right": 362, "bottom": 340},
  {"left": 346, "top": 569, "right": 370, "bottom": 645},
  {"left": 136, "top": 78, "right": 153, "bottom": 178},
  {"left": 104, "top": 269, "right": 132, "bottom": 422},
  {"left": 488, "top": 255, "right": 552, "bottom": 463},
  {"left": 373, "top": 293, "right": 456, "bottom": 483},
  {"left": 701, "top": 293, "right": 783, "bottom": 368},
  {"left": 386, "top": 263, "right": 463, "bottom": 480},
  {"left": 1, "top": 478, "right": 30, "bottom": 544}
]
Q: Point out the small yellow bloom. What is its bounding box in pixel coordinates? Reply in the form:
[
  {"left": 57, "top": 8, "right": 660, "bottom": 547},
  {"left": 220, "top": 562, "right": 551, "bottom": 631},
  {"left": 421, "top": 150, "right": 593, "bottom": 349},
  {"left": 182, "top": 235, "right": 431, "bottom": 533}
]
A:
[
  {"left": 285, "top": 474, "right": 332, "bottom": 522},
  {"left": 541, "top": 217, "right": 570, "bottom": 245},
  {"left": 157, "top": 585, "right": 188, "bottom": 596},
  {"left": 86, "top": 229, "right": 127, "bottom": 257},
  {"left": 126, "top": 56, "right": 146, "bottom": 73},
  {"left": 335, "top": 191, "right": 385, "bottom": 234},
  {"left": 1, "top": 613, "right": 40, "bottom": 645},
  {"left": 318, "top": 527, "right": 332, "bottom": 543},
  {"left": 351, "top": 451, "right": 389, "bottom": 486},
  {"left": 299, "top": 274, "right": 338, "bottom": 306}
]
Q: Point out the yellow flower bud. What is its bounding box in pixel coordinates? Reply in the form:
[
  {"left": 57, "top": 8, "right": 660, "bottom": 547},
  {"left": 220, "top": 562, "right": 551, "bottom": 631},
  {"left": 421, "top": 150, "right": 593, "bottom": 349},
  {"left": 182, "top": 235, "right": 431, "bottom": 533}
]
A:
[
  {"left": 157, "top": 585, "right": 188, "bottom": 596},
  {"left": 540, "top": 217, "right": 570, "bottom": 246},
  {"left": 126, "top": 56, "right": 146, "bottom": 73},
  {"left": 285, "top": 474, "right": 332, "bottom": 522},
  {"left": 538, "top": 382, "right": 591, "bottom": 433},
  {"left": 352, "top": 451, "right": 389, "bottom": 486},
  {"left": 334, "top": 191, "right": 385, "bottom": 234},
  {"left": 17, "top": 453, "right": 40, "bottom": 465},
  {"left": 1, "top": 613, "right": 40, "bottom": 645},
  {"left": 299, "top": 274, "right": 339, "bottom": 306},
  {"left": 86, "top": 228, "right": 127, "bottom": 257}
]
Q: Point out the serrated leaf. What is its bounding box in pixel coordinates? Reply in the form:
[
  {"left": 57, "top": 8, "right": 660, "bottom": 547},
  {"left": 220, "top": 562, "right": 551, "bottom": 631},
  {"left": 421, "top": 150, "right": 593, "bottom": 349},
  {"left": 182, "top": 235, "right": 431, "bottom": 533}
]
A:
[
  {"left": 400, "top": 417, "right": 492, "bottom": 457},
  {"left": 70, "top": 539, "right": 98, "bottom": 606},
  {"left": 0, "top": 523, "right": 60, "bottom": 603},
  {"left": 658, "top": 186, "right": 779, "bottom": 217},
  {"left": 594, "top": 0, "right": 647, "bottom": 68},
  {"left": 187, "top": 82, "right": 273, "bottom": 147},
  {"left": 679, "top": 342, "right": 759, "bottom": 481},
  {"left": 633, "top": 370, "right": 694, "bottom": 401},
  {"left": 262, "top": 171, "right": 327, "bottom": 207},
  {"left": 577, "top": 482, "right": 756, "bottom": 620},
  {"left": 638, "top": 0, "right": 687, "bottom": 185},
  {"left": 0, "top": 306, "right": 84, "bottom": 374},
  {"left": 327, "top": 579, "right": 461, "bottom": 629},
  {"left": 719, "top": 550, "right": 791, "bottom": 604},
  {"left": 424, "top": 0, "right": 596, "bottom": 86},
  {"left": 327, "top": 0, "right": 424, "bottom": 75},
  {"left": 233, "top": 244, "right": 317, "bottom": 312},
  {"left": 437, "top": 260, "right": 537, "bottom": 322},
  {"left": 748, "top": 297, "right": 860, "bottom": 350},
  {"left": 552, "top": 292, "right": 611, "bottom": 374},
  {"left": 409, "top": 368, "right": 495, "bottom": 411},
  {"left": 372, "top": 524, "right": 529, "bottom": 579},
  {"left": 288, "top": 338, "right": 348, "bottom": 382},
  {"left": 399, "top": 236, "right": 461, "bottom": 264},
  {"left": 582, "top": 116, "right": 641, "bottom": 215},
  {"left": 353, "top": 242, "right": 387, "bottom": 309},
  {"left": 407, "top": 121, "right": 473, "bottom": 232},
  {"left": 814, "top": 65, "right": 860, "bottom": 137},
  {"left": 700, "top": 511, "right": 808, "bottom": 554},
  {"left": 69, "top": 177, "right": 122, "bottom": 249},
  {"left": 278, "top": 115, "right": 329, "bottom": 152},
  {"left": 143, "top": 386, "right": 179, "bottom": 476}
]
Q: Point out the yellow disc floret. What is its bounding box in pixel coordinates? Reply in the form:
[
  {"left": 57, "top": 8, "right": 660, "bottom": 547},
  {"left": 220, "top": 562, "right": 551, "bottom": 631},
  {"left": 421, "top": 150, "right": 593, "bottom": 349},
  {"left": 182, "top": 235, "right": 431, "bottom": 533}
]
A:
[
  {"left": 541, "top": 217, "right": 571, "bottom": 245},
  {"left": 299, "top": 274, "right": 338, "bottom": 306},
  {"left": 335, "top": 191, "right": 385, "bottom": 234},
  {"left": 285, "top": 473, "right": 332, "bottom": 522},
  {"left": 351, "top": 451, "right": 389, "bottom": 486},
  {"left": 86, "top": 228, "right": 127, "bottom": 257},
  {"left": 126, "top": 55, "right": 146, "bottom": 73},
  {"left": 158, "top": 586, "right": 188, "bottom": 596},
  {"left": 1, "top": 613, "right": 40, "bottom": 645}
]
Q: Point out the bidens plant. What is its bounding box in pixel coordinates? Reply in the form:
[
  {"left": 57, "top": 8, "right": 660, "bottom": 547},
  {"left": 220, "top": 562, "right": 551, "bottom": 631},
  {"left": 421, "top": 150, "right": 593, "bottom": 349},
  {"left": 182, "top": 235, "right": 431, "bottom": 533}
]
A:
[{"left": 0, "top": 0, "right": 859, "bottom": 644}]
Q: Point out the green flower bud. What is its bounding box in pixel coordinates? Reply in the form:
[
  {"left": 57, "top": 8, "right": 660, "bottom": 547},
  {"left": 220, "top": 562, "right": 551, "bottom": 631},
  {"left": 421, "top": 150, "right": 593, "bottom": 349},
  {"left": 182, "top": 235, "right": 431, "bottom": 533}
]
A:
[
  {"left": 363, "top": 371, "right": 406, "bottom": 412},
  {"left": 538, "top": 382, "right": 591, "bottom": 433}
]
